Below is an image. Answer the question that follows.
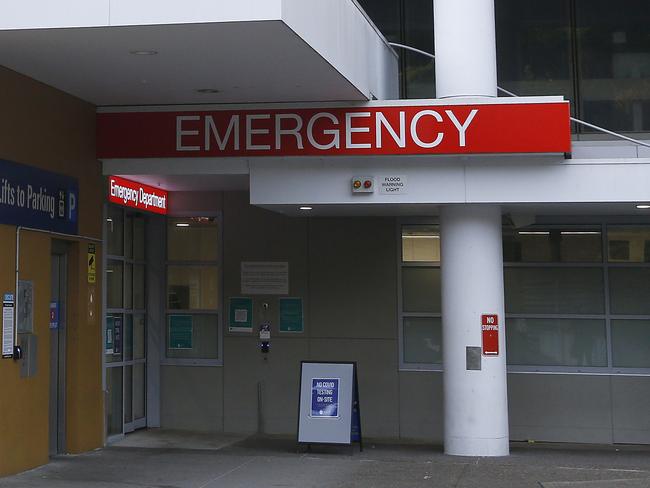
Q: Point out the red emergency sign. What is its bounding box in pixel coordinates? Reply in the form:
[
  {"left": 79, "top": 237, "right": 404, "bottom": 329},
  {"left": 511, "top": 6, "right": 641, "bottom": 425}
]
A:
[
  {"left": 108, "top": 176, "right": 168, "bottom": 215},
  {"left": 481, "top": 314, "right": 499, "bottom": 356},
  {"left": 96, "top": 100, "right": 571, "bottom": 159}
]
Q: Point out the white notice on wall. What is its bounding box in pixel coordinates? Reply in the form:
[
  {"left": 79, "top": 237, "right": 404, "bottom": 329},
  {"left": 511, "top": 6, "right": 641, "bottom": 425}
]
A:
[
  {"left": 241, "top": 262, "right": 289, "bottom": 295},
  {"left": 2, "top": 293, "right": 15, "bottom": 358},
  {"left": 379, "top": 175, "right": 408, "bottom": 195}
]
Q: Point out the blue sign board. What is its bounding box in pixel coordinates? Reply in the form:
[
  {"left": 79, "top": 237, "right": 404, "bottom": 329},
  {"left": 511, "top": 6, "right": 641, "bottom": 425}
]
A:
[
  {"left": 0, "top": 158, "right": 78, "bottom": 234},
  {"left": 311, "top": 378, "right": 339, "bottom": 418}
]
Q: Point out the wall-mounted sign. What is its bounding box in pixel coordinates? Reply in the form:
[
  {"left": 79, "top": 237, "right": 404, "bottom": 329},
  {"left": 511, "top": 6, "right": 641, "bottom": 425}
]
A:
[
  {"left": 279, "top": 297, "right": 303, "bottom": 333},
  {"left": 241, "top": 262, "right": 289, "bottom": 295},
  {"left": 97, "top": 99, "right": 571, "bottom": 159},
  {"left": 87, "top": 243, "right": 97, "bottom": 284},
  {"left": 2, "top": 293, "right": 15, "bottom": 359},
  {"left": 17, "top": 280, "right": 33, "bottom": 334},
  {"left": 379, "top": 175, "right": 407, "bottom": 195},
  {"left": 108, "top": 176, "right": 168, "bottom": 215},
  {"left": 481, "top": 314, "right": 499, "bottom": 356},
  {"left": 0, "top": 158, "right": 78, "bottom": 234},
  {"left": 229, "top": 297, "right": 253, "bottom": 332}
]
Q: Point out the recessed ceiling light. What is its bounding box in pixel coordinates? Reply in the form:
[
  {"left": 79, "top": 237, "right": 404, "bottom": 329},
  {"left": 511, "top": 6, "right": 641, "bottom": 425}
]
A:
[
  {"left": 130, "top": 50, "right": 158, "bottom": 56},
  {"left": 636, "top": 204, "right": 650, "bottom": 209},
  {"left": 196, "top": 88, "right": 220, "bottom": 94},
  {"left": 299, "top": 206, "right": 313, "bottom": 211},
  {"left": 176, "top": 223, "right": 190, "bottom": 227}
]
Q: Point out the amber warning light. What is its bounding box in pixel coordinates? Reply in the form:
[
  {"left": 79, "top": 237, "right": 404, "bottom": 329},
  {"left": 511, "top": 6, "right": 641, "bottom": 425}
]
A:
[{"left": 352, "top": 176, "right": 374, "bottom": 193}]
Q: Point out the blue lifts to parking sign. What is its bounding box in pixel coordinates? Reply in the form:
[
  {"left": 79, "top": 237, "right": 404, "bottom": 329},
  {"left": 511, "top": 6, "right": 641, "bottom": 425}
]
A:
[
  {"left": 311, "top": 378, "right": 339, "bottom": 418},
  {"left": 0, "top": 158, "right": 78, "bottom": 234}
]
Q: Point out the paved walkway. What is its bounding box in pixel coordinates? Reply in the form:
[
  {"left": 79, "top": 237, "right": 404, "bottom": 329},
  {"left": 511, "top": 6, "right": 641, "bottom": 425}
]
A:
[{"left": 2, "top": 432, "right": 650, "bottom": 487}]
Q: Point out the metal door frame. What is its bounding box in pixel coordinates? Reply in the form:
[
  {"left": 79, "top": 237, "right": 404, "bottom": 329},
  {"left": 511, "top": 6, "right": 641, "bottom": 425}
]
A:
[{"left": 49, "top": 240, "right": 68, "bottom": 456}]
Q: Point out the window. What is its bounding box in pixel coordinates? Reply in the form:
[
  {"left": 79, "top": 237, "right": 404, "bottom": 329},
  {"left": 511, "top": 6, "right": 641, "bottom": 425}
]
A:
[
  {"left": 399, "top": 224, "right": 442, "bottom": 369},
  {"left": 496, "top": 0, "right": 575, "bottom": 111},
  {"left": 104, "top": 206, "right": 148, "bottom": 436},
  {"left": 504, "top": 225, "right": 607, "bottom": 369},
  {"left": 576, "top": 0, "right": 650, "bottom": 132},
  {"left": 403, "top": 0, "right": 435, "bottom": 99},
  {"left": 399, "top": 222, "right": 650, "bottom": 373},
  {"left": 165, "top": 217, "right": 221, "bottom": 363}
]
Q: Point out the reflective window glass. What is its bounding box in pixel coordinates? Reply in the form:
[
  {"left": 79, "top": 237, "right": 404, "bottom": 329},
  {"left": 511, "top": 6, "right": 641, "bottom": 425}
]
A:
[
  {"left": 124, "top": 314, "right": 133, "bottom": 362},
  {"left": 495, "top": 0, "right": 574, "bottom": 108},
  {"left": 167, "top": 265, "right": 219, "bottom": 310},
  {"left": 404, "top": 0, "right": 435, "bottom": 98},
  {"left": 166, "top": 314, "right": 219, "bottom": 359},
  {"left": 168, "top": 218, "right": 219, "bottom": 262},
  {"left": 124, "top": 263, "right": 133, "bottom": 310},
  {"left": 402, "top": 267, "right": 441, "bottom": 313},
  {"left": 609, "top": 268, "right": 650, "bottom": 315},
  {"left": 106, "top": 260, "right": 124, "bottom": 309},
  {"left": 133, "top": 363, "right": 146, "bottom": 420},
  {"left": 124, "top": 214, "right": 133, "bottom": 259},
  {"left": 356, "top": 0, "right": 401, "bottom": 42},
  {"left": 506, "top": 318, "right": 607, "bottom": 367},
  {"left": 402, "top": 225, "right": 440, "bottom": 262},
  {"left": 133, "top": 264, "right": 145, "bottom": 310},
  {"left": 124, "top": 365, "right": 133, "bottom": 424},
  {"left": 403, "top": 317, "right": 442, "bottom": 364},
  {"left": 133, "top": 216, "right": 146, "bottom": 261},
  {"left": 133, "top": 314, "right": 146, "bottom": 360},
  {"left": 106, "top": 367, "right": 123, "bottom": 436},
  {"left": 576, "top": 0, "right": 650, "bottom": 132},
  {"left": 607, "top": 227, "right": 650, "bottom": 263},
  {"left": 505, "top": 267, "right": 605, "bottom": 314},
  {"left": 611, "top": 319, "right": 650, "bottom": 368},
  {"left": 106, "top": 207, "right": 124, "bottom": 257},
  {"left": 503, "top": 228, "right": 602, "bottom": 263}
]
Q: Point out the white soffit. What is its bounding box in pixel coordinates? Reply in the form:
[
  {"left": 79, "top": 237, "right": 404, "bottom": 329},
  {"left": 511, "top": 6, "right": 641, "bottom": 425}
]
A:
[{"left": 0, "top": 0, "right": 398, "bottom": 105}]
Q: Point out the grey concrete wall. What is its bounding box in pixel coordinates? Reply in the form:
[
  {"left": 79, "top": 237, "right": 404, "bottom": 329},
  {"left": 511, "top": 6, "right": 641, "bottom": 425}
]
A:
[
  {"left": 158, "top": 190, "right": 650, "bottom": 446},
  {"left": 160, "top": 366, "right": 224, "bottom": 432}
]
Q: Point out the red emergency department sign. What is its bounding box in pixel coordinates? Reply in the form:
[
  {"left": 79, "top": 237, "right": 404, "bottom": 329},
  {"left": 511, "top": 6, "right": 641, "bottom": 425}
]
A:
[
  {"left": 97, "top": 101, "right": 571, "bottom": 159},
  {"left": 481, "top": 314, "right": 499, "bottom": 356},
  {"left": 108, "top": 176, "right": 168, "bottom": 215}
]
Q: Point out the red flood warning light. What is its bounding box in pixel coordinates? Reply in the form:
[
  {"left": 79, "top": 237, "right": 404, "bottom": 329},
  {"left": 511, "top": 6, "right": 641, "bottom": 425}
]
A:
[{"left": 352, "top": 176, "right": 374, "bottom": 193}]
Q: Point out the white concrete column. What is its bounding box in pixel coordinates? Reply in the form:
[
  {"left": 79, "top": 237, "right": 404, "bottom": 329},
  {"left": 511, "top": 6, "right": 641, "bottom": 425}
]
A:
[
  {"left": 433, "top": 0, "right": 498, "bottom": 98},
  {"left": 440, "top": 205, "right": 509, "bottom": 456}
]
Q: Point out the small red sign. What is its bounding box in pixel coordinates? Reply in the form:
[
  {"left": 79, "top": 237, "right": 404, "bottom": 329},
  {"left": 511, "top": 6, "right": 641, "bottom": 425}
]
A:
[
  {"left": 481, "top": 314, "right": 499, "bottom": 356},
  {"left": 108, "top": 176, "right": 168, "bottom": 215},
  {"left": 97, "top": 101, "right": 571, "bottom": 159}
]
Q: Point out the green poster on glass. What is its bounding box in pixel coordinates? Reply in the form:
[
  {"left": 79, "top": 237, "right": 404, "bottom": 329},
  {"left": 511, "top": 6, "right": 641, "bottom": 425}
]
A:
[
  {"left": 229, "top": 297, "right": 253, "bottom": 332},
  {"left": 169, "top": 315, "right": 193, "bottom": 349},
  {"left": 279, "top": 297, "right": 304, "bottom": 333}
]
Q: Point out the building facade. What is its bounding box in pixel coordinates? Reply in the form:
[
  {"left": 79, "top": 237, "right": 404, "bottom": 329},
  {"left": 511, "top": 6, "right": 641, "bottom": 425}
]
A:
[{"left": 0, "top": 0, "right": 649, "bottom": 476}]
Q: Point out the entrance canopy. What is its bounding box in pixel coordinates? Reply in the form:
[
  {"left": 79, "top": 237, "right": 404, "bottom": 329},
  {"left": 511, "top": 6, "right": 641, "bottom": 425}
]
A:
[{"left": 0, "top": 0, "right": 398, "bottom": 105}]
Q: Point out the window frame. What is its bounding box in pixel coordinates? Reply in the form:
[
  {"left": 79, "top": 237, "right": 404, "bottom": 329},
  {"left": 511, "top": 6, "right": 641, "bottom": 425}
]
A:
[
  {"left": 161, "top": 214, "right": 224, "bottom": 367},
  {"left": 397, "top": 219, "right": 650, "bottom": 375},
  {"left": 398, "top": 218, "right": 443, "bottom": 371}
]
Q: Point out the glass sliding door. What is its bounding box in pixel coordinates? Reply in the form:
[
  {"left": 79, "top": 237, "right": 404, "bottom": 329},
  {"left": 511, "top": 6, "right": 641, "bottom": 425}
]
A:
[{"left": 104, "top": 206, "right": 148, "bottom": 439}]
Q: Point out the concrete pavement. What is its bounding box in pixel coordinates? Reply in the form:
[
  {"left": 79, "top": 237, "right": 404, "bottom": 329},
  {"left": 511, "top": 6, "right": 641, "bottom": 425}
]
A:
[{"left": 1, "top": 432, "right": 650, "bottom": 487}]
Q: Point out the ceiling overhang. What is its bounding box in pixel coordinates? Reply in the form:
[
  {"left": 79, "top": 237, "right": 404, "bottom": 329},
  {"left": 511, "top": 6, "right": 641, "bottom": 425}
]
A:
[{"left": 0, "top": 0, "right": 398, "bottom": 106}]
